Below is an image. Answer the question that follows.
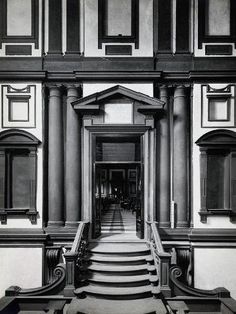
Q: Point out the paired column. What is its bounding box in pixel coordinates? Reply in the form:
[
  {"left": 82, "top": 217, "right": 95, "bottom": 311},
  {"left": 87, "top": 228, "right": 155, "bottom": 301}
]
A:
[
  {"left": 48, "top": 85, "right": 64, "bottom": 227},
  {"left": 173, "top": 86, "right": 189, "bottom": 228},
  {"left": 158, "top": 85, "right": 171, "bottom": 228},
  {"left": 47, "top": 84, "right": 81, "bottom": 227},
  {"left": 65, "top": 85, "right": 81, "bottom": 227}
]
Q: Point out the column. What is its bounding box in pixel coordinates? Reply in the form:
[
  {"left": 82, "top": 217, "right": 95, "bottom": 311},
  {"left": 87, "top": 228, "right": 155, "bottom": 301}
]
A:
[
  {"left": 65, "top": 85, "right": 81, "bottom": 227},
  {"left": 158, "top": 85, "right": 171, "bottom": 228},
  {"left": 173, "top": 85, "right": 189, "bottom": 228},
  {"left": 48, "top": 85, "right": 64, "bottom": 227}
]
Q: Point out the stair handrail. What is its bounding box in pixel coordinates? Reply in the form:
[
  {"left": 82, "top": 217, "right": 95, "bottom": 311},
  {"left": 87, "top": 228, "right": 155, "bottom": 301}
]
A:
[
  {"left": 146, "top": 220, "right": 171, "bottom": 297},
  {"left": 63, "top": 220, "right": 90, "bottom": 297},
  {"left": 71, "top": 221, "right": 89, "bottom": 253}
]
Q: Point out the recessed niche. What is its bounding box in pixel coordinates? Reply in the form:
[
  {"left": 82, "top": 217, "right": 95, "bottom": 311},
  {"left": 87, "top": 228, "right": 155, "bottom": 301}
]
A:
[
  {"left": 2, "top": 85, "right": 36, "bottom": 128},
  {"left": 9, "top": 99, "right": 29, "bottom": 122},
  {"left": 202, "top": 85, "right": 235, "bottom": 128},
  {"left": 208, "top": 98, "right": 229, "bottom": 121}
]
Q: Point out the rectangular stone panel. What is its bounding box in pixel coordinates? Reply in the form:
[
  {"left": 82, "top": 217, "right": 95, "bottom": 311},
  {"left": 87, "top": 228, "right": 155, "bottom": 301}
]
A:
[
  {"left": 105, "top": 45, "right": 132, "bottom": 55},
  {"left": 5, "top": 45, "right": 32, "bottom": 55}
]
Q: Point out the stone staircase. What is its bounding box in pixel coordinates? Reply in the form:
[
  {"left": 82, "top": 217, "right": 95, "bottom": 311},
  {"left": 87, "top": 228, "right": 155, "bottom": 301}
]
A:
[
  {"left": 66, "top": 207, "right": 168, "bottom": 313},
  {"left": 67, "top": 242, "right": 168, "bottom": 314}
]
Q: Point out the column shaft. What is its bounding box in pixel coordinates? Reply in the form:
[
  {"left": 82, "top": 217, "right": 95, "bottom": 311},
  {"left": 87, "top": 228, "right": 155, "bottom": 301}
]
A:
[
  {"left": 158, "top": 86, "right": 171, "bottom": 228},
  {"left": 65, "top": 86, "right": 81, "bottom": 227},
  {"left": 48, "top": 86, "right": 64, "bottom": 226},
  {"left": 173, "top": 86, "right": 189, "bottom": 228}
]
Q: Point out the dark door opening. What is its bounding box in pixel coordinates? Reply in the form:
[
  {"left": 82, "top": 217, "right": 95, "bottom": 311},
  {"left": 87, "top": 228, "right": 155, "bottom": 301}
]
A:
[{"left": 92, "top": 135, "right": 144, "bottom": 239}]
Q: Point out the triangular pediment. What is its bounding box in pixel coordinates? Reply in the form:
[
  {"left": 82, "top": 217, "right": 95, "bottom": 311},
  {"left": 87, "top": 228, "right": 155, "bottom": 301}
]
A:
[{"left": 72, "top": 85, "right": 165, "bottom": 109}]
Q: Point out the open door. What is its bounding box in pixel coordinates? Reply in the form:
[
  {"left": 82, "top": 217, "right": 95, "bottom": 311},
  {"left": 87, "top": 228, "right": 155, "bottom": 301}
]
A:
[{"left": 92, "top": 165, "right": 102, "bottom": 238}]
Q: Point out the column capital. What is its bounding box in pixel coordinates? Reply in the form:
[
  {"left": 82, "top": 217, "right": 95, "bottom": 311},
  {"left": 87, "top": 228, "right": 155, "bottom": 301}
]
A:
[
  {"left": 174, "top": 85, "right": 187, "bottom": 98},
  {"left": 159, "top": 85, "right": 169, "bottom": 99},
  {"left": 46, "top": 83, "right": 63, "bottom": 90},
  {"left": 64, "top": 83, "right": 81, "bottom": 90},
  {"left": 46, "top": 84, "right": 63, "bottom": 98},
  {"left": 65, "top": 84, "right": 81, "bottom": 99}
]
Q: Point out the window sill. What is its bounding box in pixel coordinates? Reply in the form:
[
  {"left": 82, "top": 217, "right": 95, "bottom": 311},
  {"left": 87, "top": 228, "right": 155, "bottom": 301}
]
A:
[
  {"left": 199, "top": 209, "right": 236, "bottom": 223},
  {"left": 0, "top": 208, "right": 38, "bottom": 224}
]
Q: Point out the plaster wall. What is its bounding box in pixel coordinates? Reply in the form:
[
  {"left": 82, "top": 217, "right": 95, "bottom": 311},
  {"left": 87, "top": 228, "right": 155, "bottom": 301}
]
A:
[
  {"left": 194, "top": 248, "right": 236, "bottom": 299},
  {"left": 0, "top": 247, "right": 42, "bottom": 297},
  {"left": 84, "top": 0, "right": 153, "bottom": 57},
  {"left": 0, "top": 83, "right": 43, "bottom": 228},
  {"left": 192, "top": 83, "right": 236, "bottom": 228}
]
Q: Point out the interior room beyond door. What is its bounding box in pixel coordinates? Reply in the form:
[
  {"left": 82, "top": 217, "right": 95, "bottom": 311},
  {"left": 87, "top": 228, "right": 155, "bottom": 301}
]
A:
[{"left": 92, "top": 135, "right": 144, "bottom": 239}]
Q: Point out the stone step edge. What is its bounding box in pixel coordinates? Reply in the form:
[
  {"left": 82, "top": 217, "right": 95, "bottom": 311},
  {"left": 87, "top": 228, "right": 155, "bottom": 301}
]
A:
[{"left": 88, "top": 274, "right": 158, "bottom": 284}]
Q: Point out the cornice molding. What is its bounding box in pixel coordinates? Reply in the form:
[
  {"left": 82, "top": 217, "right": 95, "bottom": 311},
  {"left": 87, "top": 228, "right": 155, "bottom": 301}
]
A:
[{"left": 0, "top": 71, "right": 46, "bottom": 80}]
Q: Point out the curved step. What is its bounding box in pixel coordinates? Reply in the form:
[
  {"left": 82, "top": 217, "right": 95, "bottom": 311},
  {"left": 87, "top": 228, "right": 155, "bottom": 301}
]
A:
[
  {"left": 87, "top": 273, "right": 158, "bottom": 287},
  {"left": 74, "top": 284, "right": 160, "bottom": 300},
  {"left": 89, "top": 244, "right": 150, "bottom": 255},
  {"left": 86, "top": 264, "right": 156, "bottom": 274},
  {"left": 88, "top": 254, "right": 153, "bottom": 264}
]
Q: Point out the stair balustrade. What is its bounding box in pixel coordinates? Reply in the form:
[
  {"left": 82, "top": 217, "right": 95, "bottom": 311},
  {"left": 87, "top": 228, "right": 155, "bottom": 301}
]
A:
[
  {"left": 63, "top": 221, "right": 90, "bottom": 297},
  {"left": 146, "top": 221, "right": 172, "bottom": 297}
]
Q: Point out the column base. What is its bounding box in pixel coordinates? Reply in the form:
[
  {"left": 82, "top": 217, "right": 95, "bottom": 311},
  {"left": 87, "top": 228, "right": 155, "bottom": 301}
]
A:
[
  {"left": 176, "top": 221, "right": 189, "bottom": 228},
  {"left": 65, "top": 221, "right": 80, "bottom": 228},
  {"left": 47, "top": 221, "right": 64, "bottom": 228}
]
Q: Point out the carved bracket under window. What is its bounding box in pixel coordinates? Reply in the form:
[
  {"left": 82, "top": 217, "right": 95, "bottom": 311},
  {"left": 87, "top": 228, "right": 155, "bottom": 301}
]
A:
[
  {"left": 199, "top": 209, "right": 236, "bottom": 223},
  {"left": 0, "top": 209, "right": 38, "bottom": 224}
]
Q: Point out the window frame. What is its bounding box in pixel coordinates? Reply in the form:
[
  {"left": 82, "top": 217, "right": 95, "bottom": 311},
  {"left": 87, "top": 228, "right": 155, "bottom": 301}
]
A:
[
  {"left": 0, "top": 129, "right": 40, "bottom": 224},
  {"left": 98, "top": 0, "right": 139, "bottom": 49},
  {"left": 196, "top": 129, "right": 236, "bottom": 223}
]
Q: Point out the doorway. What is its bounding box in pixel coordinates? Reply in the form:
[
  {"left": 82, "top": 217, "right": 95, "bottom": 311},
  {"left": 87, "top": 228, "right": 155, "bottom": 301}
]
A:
[{"left": 92, "top": 135, "right": 144, "bottom": 239}]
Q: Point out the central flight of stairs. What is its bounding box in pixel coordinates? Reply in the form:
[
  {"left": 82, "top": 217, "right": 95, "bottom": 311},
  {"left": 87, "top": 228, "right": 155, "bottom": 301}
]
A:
[
  {"left": 68, "top": 242, "right": 167, "bottom": 314},
  {"left": 77, "top": 242, "right": 159, "bottom": 299},
  {"left": 67, "top": 207, "right": 168, "bottom": 314}
]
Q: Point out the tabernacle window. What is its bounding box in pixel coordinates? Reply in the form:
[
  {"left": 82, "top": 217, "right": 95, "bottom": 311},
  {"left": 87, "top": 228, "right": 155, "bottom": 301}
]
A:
[
  {"left": 98, "top": 0, "right": 139, "bottom": 49},
  {"left": 0, "top": 129, "right": 40, "bottom": 224},
  {"left": 207, "top": 0, "right": 230, "bottom": 36},
  {"left": 7, "top": 0, "right": 32, "bottom": 36},
  {"left": 206, "top": 151, "right": 230, "bottom": 210},
  {"left": 0, "top": 0, "right": 39, "bottom": 55},
  {"left": 196, "top": 130, "right": 236, "bottom": 223},
  {"left": 198, "top": 0, "right": 236, "bottom": 51},
  {"left": 106, "top": 0, "right": 132, "bottom": 36}
]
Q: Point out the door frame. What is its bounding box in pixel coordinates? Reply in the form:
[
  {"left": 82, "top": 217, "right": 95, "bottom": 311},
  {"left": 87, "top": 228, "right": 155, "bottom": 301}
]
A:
[{"left": 81, "top": 125, "right": 156, "bottom": 240}]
